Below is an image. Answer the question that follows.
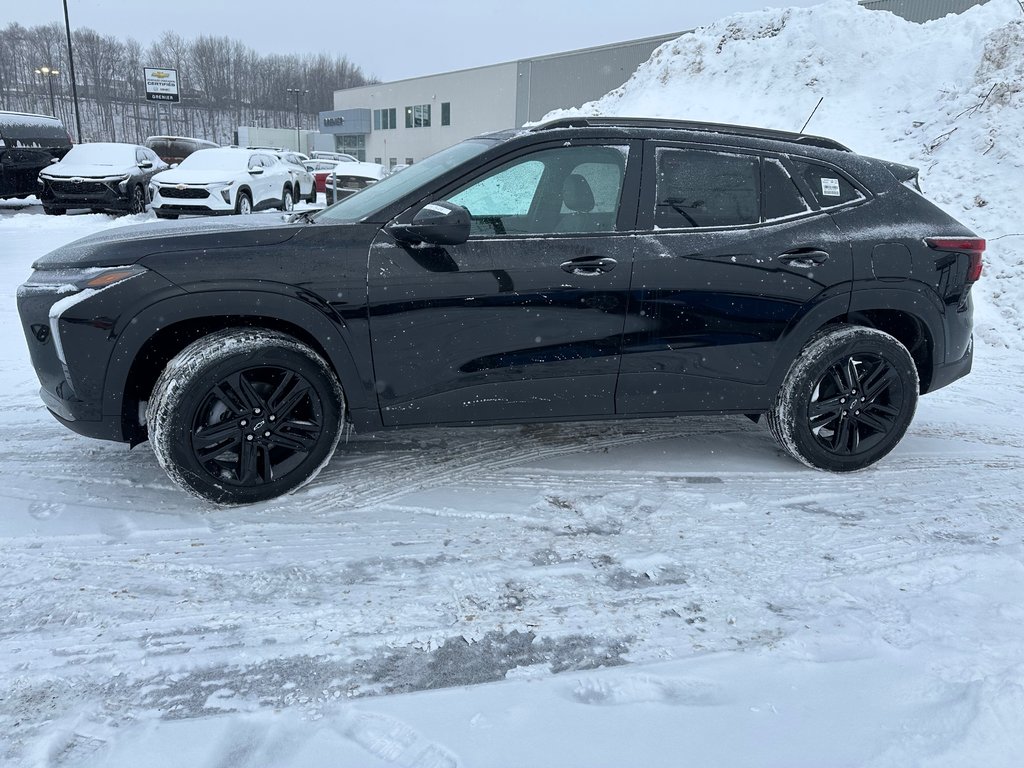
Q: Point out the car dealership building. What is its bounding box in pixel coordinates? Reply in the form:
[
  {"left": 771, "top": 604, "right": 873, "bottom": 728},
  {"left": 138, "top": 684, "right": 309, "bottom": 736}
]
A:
[{"left": 316, "top": 0, "right": 989, "bottom": 167}]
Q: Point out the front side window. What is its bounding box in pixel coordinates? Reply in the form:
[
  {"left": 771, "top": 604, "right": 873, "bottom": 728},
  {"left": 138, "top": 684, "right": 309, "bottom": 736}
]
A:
[
  {"left": 446, "top": 144, "right": 627, "bottom": 236},
  {"left": 655, "top": 148, "right": 760, "bottom": 229}
]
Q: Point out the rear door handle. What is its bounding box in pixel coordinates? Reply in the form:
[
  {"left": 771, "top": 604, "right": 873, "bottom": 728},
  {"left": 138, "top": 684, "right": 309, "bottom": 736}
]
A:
[
  {"left": 560, "top": 257, "right": 617, "bottom": 275},
  {"left": 778, "top": 249, "right": 830, "bottom": 268}
]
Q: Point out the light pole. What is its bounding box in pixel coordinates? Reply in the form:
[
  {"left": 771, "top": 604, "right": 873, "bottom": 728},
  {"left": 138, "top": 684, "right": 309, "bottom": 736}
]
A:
[
  {"left": 35, "top": 66, "right": 60, "bottom": 116},
  {"left": 286, "top": 88, "right": 308, "bottom": 152},
  {"left": 62, "top": 0, "right": 83, "bottom": 142}
]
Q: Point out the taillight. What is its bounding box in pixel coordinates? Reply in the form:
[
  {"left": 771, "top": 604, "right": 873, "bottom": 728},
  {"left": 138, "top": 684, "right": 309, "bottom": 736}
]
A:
[{"left": 925, "top": 237, "right": 985, "bottom": 282}]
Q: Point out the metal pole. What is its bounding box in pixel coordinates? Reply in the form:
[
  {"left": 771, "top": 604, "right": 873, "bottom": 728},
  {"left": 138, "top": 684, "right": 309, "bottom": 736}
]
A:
[
  {"left": 286, "top": 88, "right": 308, "bottom": 152},
  {"left": 62, "top": 0, "right": 83, "bottom": 142},
  {"left": 47, "top": 75, "right": 56, "bottom": 117}
]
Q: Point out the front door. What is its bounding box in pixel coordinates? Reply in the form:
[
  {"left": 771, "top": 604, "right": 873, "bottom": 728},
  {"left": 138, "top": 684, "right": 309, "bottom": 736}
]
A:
[{"left": 368, "top": 140, "right": 641, "bottom": 426}]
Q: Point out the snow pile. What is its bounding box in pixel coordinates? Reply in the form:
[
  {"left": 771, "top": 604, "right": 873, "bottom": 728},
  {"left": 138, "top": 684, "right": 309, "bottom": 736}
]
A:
[{"left": 546, "top": 0, "right": 1024, "bottom": 349}]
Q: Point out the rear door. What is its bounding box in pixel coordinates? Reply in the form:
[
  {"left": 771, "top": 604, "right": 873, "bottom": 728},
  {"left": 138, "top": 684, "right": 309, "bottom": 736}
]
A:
[
  {"left": 616, "top": 141, "right": 853, "bottom": 415},
  {"left": 367, "top": 139, "right": 642, "bottom": 426}
]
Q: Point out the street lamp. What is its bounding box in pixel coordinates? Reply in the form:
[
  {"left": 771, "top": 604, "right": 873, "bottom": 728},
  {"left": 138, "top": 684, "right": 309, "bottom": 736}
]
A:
[
  {"left": 35, "top": 66, "right": 60, "bottom": 117},
  {"left": 286, "top": 87, "right": 308, "bottom": 152}
]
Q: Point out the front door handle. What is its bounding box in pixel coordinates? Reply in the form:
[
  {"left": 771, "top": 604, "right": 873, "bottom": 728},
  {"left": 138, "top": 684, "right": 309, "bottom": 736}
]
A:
[
  {"left": 560, "top": 257, "right": 617, "bottom": 275},
  {"left": 778, "top": 249, "right": 830, "bottom": 268}
]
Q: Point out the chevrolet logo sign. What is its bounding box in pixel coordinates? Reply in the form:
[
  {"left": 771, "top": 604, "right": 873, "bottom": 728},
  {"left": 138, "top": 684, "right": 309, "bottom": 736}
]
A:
[
  {"left": 152, "top": 71, "right": 171, "bottom": 79},
  {"left": 175, "top": 184, "right": 187, "bottom": 190},
  {"left": 72, "top": 177, "right": 83, "bottom": 184}
]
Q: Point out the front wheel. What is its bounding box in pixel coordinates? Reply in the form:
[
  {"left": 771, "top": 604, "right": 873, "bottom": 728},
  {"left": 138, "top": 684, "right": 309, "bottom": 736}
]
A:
[
  {"left": 236, "top": 191, "right": 252, "bottom": 215},
  {"left": 128, "top": 184, "right": 146, "bottom": 215},
  {"left": 147, "top": 329, "right": 345, "bottom": 504},
  {"left": 767, "top": 326, "right": 918, "bottom": 472},
  {"left": 280, "top": 186, "right": 294, "bottom": 212},
  {"left": 43, "top": 206, "right": 65, "bottom": 216}
]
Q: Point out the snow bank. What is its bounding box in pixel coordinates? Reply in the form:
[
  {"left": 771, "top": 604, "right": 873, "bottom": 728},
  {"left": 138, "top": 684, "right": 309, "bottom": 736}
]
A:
[{"left": 545, "top": 0, "right": 1024, "bottom": 349}]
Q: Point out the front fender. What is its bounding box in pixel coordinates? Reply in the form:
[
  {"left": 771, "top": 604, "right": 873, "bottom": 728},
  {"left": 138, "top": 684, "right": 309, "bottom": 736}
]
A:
[{"left": 103, "top": 285, "right": 377, "bottom": 433}]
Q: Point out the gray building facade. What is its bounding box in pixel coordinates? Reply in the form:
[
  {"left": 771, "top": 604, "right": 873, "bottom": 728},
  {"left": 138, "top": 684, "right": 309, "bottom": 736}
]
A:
[{"left": 858, "top": 0, "right": 990, "bottom": 23}]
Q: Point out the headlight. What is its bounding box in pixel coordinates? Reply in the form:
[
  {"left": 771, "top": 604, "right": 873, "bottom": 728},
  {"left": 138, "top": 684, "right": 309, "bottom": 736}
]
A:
[{"left": 17, "top": 264, "right": 149, "bottom": 299}]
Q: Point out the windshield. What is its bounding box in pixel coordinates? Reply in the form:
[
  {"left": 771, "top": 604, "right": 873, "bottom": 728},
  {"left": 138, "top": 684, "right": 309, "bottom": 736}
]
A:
[
  {"left": 179, "top": 150, "right": 250, "bottom": 171},
  {"left": 314, "top": 139, "right": 495, "bottom": 224},
  {"left": 62, "top": 143, "right": 135, "bottom": 166}
]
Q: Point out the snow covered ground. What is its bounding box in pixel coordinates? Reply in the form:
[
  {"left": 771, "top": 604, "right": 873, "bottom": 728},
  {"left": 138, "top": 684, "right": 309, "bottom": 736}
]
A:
[{"left": 3, "top": 2, "right": 1024, "bottom": 766}]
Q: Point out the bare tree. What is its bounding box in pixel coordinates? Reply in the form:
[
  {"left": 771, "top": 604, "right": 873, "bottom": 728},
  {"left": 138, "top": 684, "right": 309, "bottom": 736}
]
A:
[{"left": 0, "top": 22, "right": 377, "bottom": 143}]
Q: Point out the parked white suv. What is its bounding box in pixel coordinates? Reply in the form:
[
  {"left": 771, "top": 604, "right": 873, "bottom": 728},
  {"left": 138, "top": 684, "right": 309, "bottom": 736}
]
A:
[{"left": 149, "top": 147, "right": 295, "bottom": 218}]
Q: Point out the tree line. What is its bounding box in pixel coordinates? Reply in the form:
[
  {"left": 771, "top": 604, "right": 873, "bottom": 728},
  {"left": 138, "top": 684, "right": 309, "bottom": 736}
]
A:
[{"left": 0, "top": 22, "right": 376, "bottom": 145}]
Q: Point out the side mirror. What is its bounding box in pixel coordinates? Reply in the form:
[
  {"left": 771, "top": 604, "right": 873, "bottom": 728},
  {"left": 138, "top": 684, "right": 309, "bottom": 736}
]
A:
[
  {"left": 139, "top": 161, "right": 153, "bottom": 170},
  {"left": 170, "top": 162, "right": 179, "bottom": 169},
  {"left": 388, "top": 201, "right": 471, "bottom": 246},
  {"left": 249, "top": 167, "right": 264, "bottom": 175}
]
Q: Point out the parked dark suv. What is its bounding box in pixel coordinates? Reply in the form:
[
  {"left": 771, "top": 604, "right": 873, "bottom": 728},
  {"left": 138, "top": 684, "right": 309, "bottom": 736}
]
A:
[{"left": 17, "top": 118, "right": 983, "bottom": 504}]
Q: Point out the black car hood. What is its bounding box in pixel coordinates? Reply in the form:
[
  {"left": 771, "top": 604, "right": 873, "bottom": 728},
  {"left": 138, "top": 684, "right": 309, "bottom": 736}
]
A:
[{"left": 32, "top": 215, "right": 301, "bottom": 270}]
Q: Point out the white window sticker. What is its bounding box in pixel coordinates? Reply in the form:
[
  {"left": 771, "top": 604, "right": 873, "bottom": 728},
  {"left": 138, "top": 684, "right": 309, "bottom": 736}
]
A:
[{"left": 821, "top": 177, "right": 842, "bottom": 197}]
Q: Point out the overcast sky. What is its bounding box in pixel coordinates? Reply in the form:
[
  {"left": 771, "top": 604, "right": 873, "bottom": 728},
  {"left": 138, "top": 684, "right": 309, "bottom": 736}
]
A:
[{"left": 13, "top": 0, "right": 833, "bottom": 81}]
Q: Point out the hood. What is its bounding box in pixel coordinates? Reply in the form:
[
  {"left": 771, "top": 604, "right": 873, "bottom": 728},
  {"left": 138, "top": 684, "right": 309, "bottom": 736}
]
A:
[
  {"left": 42, "top": 163, "right": 131, "bottom": 179},
  {"left": 153, "top": 168, "right": 243, "bottom": 185},
  {"left": 32, "top": 215, "right": 300, "bottom": 270}
]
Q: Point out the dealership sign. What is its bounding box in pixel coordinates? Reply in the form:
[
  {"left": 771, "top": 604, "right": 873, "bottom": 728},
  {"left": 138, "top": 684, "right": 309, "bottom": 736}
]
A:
[{"left": 144, "top": 67, "right": 179, "bottom": 103}]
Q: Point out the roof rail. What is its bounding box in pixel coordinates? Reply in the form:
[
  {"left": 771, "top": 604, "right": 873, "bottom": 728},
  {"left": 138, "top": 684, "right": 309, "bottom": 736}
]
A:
[{"left": 530, "top": 116, "right": 851, "bottom": 152}]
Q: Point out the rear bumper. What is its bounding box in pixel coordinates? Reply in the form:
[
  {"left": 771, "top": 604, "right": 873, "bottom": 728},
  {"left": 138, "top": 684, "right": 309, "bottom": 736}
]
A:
[{"left": 927, "top": 335, "right": 973, "bottom": 393}]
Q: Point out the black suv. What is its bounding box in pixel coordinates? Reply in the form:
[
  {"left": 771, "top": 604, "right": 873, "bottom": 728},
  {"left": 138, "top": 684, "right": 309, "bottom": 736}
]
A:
[{"left": 17, "top": 118, "right": 984, "bottom": 504}]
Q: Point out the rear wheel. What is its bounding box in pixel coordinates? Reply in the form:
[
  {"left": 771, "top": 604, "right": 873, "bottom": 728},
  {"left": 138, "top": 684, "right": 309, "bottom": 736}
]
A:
[
  {"left": 147, "top": 329, "right": 345, "bottom": 504},
  {"left": 43, "top": 206, "right": 65, "bottom": 216},
  {"left": 767, "top": 326, "right": 918, "bottom": 472}
]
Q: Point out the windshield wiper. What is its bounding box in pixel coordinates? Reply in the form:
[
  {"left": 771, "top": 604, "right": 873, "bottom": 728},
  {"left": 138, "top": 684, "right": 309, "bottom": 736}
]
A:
[{"left": 288, "top": 210, "right": 317, "bottom": 224}]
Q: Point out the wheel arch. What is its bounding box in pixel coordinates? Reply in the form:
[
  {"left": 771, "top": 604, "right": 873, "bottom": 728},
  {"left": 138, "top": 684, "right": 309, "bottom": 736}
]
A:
[
  {"left": 107, "top": 291, "right": 371, "bottom": 443},
  {"left": 768, "top": 289, "right": 943, "bottom": 396}
]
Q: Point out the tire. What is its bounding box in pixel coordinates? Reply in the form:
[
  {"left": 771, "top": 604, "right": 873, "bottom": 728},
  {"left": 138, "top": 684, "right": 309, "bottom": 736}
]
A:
[
  {"left": 236, "top": 190, "right": 253, "bottom": 215},
  {"left": 147, "top": 328, "right": 345, "bottom": 505},
  {"left": 43, "top": 206, "right": 65, "bottom": 216},
  {"left": 280, "top": 186, "right": 294, "bottom": 212},
  {"left": 128, "top": 184, "right": 146, "bottom": 215},
  {"left": 155, "top": 211, "right": 179, "bottom": 220},
  {"left": 767, "top": 326, "right": 918, "bottom": 472},
  {"left": 307, "top": 186, "right": 317, "bottom": 204}
]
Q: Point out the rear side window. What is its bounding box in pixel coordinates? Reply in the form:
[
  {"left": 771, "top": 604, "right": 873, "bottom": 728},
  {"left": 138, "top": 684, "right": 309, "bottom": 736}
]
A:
[
  {"left": 792, "top": 160, "right": 863, "bottom": 208},
  {"left": 655, "top": 148, "right": 760, "bottom": 229}
]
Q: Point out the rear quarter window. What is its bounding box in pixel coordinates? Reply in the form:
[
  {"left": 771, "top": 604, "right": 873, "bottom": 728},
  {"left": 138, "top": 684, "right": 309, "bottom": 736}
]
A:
[{"left": 792, "top": 160, "right": 864, "bottom": 208}]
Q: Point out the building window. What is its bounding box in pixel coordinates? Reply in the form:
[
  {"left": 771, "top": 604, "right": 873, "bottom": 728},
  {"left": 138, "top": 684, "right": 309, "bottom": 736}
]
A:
[
  {"left": 405, "top": 157, "right": 414, "bottom": 165},
  {"left": 374, "top": 157, "right": 382, "bottom": 165},
  {"left": 335, "top": 134, "right": 366, "bottom": 162},
  {"left": 441, "top": 102, "right": 450, "bottom": 126},
  {"left": 373, "top": 108, "right": 397, "bottom": 130},
  {"left": 405, "top": 104, "right": 431, "bottom": 128}
]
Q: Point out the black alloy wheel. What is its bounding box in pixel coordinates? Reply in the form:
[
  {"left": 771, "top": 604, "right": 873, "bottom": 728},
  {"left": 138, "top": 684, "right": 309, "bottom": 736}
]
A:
[
  {"left": 129, "top": 184, "right": 146, "bottom": 215},
  {"left": 768, "top": 326, "right": 918, "bottom": 472},
  {"left": 147, "top": 329, "right": 344, "bottom": 504}
]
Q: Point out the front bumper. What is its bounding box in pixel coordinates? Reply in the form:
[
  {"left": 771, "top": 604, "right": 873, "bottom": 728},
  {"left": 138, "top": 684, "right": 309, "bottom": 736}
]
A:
[
  {"left": 151, "top": 184, "right": 236, "bottom": 214},
  {"left": 39, "top": 177, "right": 131, "bottom": 210},
  {"left": 17, "top": 267, "right": 182, "bottom": 443}
]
